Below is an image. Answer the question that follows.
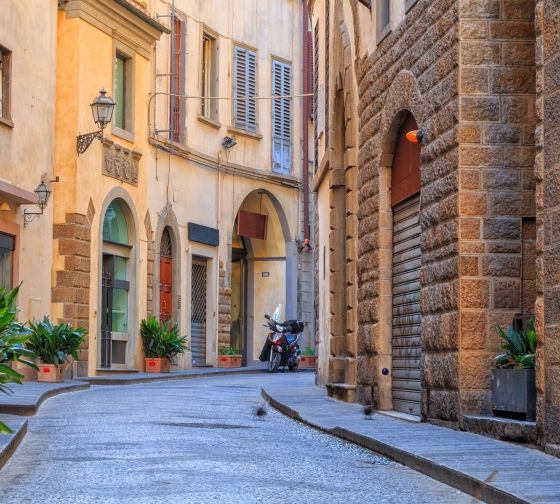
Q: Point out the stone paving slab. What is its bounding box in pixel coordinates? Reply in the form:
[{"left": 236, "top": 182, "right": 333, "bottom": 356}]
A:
[
  {"left": 0, "top": 381, "right": 90, "bottom": 416},
  {"left": 0, "top": 415, "right": 27, "bottom": 470},
  {"left": 262, "top": 374, "right": 560, "bottom": 504},
  {"left": 81, "top": 364, "right": 312, "bottom": 385}
]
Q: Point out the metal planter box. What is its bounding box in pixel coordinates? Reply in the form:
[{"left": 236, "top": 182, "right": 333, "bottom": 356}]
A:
[{"left": 491, "top": 368, "right": 536, "bottom": 421}]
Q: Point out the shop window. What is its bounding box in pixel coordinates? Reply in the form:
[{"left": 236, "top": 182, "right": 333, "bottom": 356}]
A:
[{"left": 0, "top": 232, "right": 14, "bottom": 291}]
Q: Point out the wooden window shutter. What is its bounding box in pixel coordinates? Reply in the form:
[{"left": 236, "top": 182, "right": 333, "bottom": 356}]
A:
[
  {"left": 234, "top": 46, "right": 257, "bottom": 132},
  {"left": 170, "top": 18, "right": 186, "bottom": 143},
  {"left": 272, "top": 61, "right": 291, "bottom": 174}
]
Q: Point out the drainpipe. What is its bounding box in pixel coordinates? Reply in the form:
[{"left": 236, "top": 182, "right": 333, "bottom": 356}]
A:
[{"left": 302, "top": 0, "right": 311, "bottom": 245}]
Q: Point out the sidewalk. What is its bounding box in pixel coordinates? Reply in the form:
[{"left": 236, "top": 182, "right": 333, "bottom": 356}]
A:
[{"left": 262, "top": 374, "right": 560, "bottom": 504}]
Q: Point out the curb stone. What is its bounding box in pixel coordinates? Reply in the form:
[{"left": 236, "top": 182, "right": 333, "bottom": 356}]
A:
[
  {"left": 0, "top": 416, "right": 27, "bottom": 471},
  {"left": 261, "top": 387, "right": 530, "bottom": 504}
]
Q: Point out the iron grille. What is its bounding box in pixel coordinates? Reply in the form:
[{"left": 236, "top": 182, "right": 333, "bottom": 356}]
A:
[
  {"left": 191, "top": 261, "right": 207, "bottom": 324},
  {"left": 160, "top": 227, "right": 173, "bottom": 258}
]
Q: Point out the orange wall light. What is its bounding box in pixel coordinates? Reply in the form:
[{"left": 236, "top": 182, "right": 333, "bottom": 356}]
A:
[{"left": 406, "top": 129, "right": 425, "bottom": 144}]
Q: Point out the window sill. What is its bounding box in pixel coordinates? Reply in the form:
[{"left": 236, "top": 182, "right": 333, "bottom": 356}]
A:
[
  {"left": 198, "top": 114, "right": 221, "bottom": 129},
  {"left": 227, "top": 126, "right": 263, "bottom": 141},
  {"left": 111, "top": 126, "right": 135, "bottom": 144},
  {"left": 0, "top": 117, "right": 14, "bottom": 129}
]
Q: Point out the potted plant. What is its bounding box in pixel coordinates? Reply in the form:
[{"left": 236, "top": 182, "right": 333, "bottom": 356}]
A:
[
  {"left": 491, "top": 319, "right": 536, "bottom": 421},
  {"left": 217, "top": 346, "right": 242, "bottom": 368},
  {"left": 299, "top": 347, "right": 317, "bottom": 369},
  {"left": 140, "top": 316, "right": 188, "bottom": 373},
  {"left": 0, "top": 285, "right": 37, "bottom": 433},
  {"left": 26, "top": 317, "right": 86, "bottom": 383}
]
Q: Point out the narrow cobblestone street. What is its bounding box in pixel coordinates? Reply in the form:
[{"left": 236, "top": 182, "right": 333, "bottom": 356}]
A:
[{"left": 0, "top": 374, "right": 478, "bottom": 503}]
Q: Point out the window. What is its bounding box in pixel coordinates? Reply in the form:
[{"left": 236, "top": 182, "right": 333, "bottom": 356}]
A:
[
  {"left": 114, "top": 51, "right": 133, "bottom": 135},
  {"left": 0, "top": 233, "right": 14, "bottom": 291},
  {"left": 272, "top": 60, "right": 291, "bottom": 174},
  {"left": 103, "top": 200, "right": 130, "bottom": 245},
  {"left": 201, "top": 32, "right": 218, "bottom": 121},
  {"left": 377, "top": 0, "right": 391, "bottom": 42},
  {"left": 170, "top": 17, "right": 186, "bottom": 142},
  {"left": 0, "top": 46, "right": 12, "bottom": 124},
  {"left": 233, "top": 45, "right": 257, "bottom": 132}
]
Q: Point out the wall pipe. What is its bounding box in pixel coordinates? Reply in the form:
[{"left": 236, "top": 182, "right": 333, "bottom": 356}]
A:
[{"left": 302, "top": 0, "right": 311, "bottom": 245}]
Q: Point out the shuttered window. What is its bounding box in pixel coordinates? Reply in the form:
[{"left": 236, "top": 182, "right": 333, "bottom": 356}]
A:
[
  {"left": 272, "top": 60, "right": 291, "bottom": 174},
  {"left": 170, "top": 18, "right": 186, "bottom": 143},
  {"left": 233, "top": 46, "right": 257, "bottom": 132},
  {"left": 0, "top": 46, "right": 12, "bottom": 122}
]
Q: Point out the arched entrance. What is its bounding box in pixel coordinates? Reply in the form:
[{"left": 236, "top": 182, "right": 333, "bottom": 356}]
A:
[
  {"left": 159, "top": 227, "right": 173, "bottom": 322},
  {"left": 229, "top": 190, "right": 291, "bottom": 366},
  {"left": 100, "top": 198, "right": 136, "bottom": 370},
  {"left": 390, "top": 113, "right": 422, "bottom": 416}
]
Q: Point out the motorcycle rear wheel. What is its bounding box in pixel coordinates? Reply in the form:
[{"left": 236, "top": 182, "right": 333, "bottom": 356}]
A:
[{"left": 268, "top": 352, "right": 281, "bottom": 373}]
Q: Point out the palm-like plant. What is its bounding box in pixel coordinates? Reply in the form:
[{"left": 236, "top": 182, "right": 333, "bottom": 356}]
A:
[
  {"left": 140, "top": 316, "right": 188, "bottom": 361},
  {"left": 26, "top": 317, "right": 86, "bottom": 365},
  {"left": 494, "top": 319, "right": 536, "bottom": 369},
  {"left": 0, "top": 285, "right": 36, "bottom": 434}
]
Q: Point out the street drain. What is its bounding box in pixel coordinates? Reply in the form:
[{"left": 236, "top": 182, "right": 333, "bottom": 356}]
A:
[{"left": 158, "top": 422, "right": 253, "bottom": 430}]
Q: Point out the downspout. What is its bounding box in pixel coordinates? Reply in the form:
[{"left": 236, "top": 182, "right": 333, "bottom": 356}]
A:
[{"left": 302, "top": 0, "right": 310, "bottom": 244}]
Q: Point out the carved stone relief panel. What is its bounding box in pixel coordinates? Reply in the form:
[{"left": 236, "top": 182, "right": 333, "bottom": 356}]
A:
[{"left": 102, "top": 139, "right": 141, "bottom": 186}]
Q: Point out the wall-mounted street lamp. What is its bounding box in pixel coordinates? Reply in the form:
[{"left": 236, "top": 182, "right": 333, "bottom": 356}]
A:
[
  {"left": 222, "top": 136, "right": 237, "bottom": 149},
  {"left": 76, "top": 88, "right": 116, "bottom": 155},
  {"left": 23, "top": 181, "right": 52, "bottom": 227}
]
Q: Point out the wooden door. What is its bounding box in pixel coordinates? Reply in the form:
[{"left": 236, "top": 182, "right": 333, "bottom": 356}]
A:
[{"left": 160, "top": 256, "right": 172, "bottom": 322}]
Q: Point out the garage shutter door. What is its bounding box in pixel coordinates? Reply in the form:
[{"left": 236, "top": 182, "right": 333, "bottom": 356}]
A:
[{"left": 392, "top": 194, "right": 422, "bottom": 416}]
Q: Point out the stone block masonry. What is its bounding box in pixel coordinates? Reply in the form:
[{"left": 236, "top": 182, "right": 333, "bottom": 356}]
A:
[{"left": 52, "top": 212, "right": 93, "bottom": 377}]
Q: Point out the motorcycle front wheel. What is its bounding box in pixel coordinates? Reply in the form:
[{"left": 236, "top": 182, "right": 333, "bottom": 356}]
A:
[{"left": 268, "top": 352, "right": 281, "bottom": 373}]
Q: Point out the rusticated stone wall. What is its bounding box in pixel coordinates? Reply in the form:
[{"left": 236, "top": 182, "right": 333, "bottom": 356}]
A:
[
  {"left": 356, "top": 0, "right": 461, "bottom": 418},
  {"left": 457, "top": 0, "right": 536, "bottom": 418},
  {"left": 218, "top": 261, "right": 232, "bottom": 349},
  {"left": 537, "top": 0, "right": 560, "bottom": 457},
  {"left": 356, "top": 0, "right": 536, "bottom": 423},
  {"left": 51, "top": 210, "right": 93, "bottom": 377}
]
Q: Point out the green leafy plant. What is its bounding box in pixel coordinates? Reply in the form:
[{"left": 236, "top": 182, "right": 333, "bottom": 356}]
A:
[
  {"left": 218, "top": 345, "right": 239, "bottom": 356},
  {"left": 140, "top": 316, "right": 188, "bottom": 360},
  {"left": 26, "top": 317, "right": 86, "bottom": 366},
  {"left": 494, "top": 319, "right": 536, "bottom": 369},
  {"left": 301, "top": 347, "right": 316, "bottom": 357},
  {"left": 0, "top": 285, "right": 36, "bottom": 434}
]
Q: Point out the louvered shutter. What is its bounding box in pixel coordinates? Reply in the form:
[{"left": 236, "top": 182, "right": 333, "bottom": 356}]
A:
[
  {"left": 234, "top": 46, "right": 257, "bottom": 132},
  {"left": 272, "top": 60, "right": 291, "bottom": 174}
]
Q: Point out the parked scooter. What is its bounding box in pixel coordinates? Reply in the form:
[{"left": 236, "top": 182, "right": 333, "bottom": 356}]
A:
[{"left": 259, "top": 306, "right": 304, "bottom": 373}]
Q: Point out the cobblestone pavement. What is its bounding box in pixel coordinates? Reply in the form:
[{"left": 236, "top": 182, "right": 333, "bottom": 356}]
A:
[{"left": 0, "top": 373, "right": 479, "bottom": 503}]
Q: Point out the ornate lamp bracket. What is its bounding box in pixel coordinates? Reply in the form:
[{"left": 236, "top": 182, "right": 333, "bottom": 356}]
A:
[{"left": 77, "top": 130, "right": 103, "bottom": 156}]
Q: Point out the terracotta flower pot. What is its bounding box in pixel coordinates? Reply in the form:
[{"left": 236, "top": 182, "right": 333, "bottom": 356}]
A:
[
  {"left": 299, "top": 356, "right": 317, "bottom": 369},
  {"left": 145, "top": 358, "right": 171, "bottom": 373},
  {"left": 217, "top": 355, "right": 242, "bottom": 368},
  {"left": 37, "top": 363, "right": 65, "bottom": 383}
]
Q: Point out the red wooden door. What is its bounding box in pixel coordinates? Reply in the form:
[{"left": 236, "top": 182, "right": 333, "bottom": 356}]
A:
[{"left": 160, "top": 256, "right": 172, "bottom": 322}]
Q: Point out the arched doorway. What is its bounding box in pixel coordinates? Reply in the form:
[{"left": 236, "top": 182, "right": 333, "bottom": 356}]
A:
[
  {"left": 390, "top": 113, "right": 422, "bottom": 416},
  {"left": 229, "top": 190, "right": 291, "bottom": 366},
  {"left": 100, "top": 198, "right": 136, "bottom": 370},
  {"left": 159, "top": 227, "right": 173, "bottom": 322}
]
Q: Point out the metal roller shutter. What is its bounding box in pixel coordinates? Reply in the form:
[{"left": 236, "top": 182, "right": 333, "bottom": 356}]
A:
[{"left": 392, "top": 194, "right": 422, "bottom": 416}]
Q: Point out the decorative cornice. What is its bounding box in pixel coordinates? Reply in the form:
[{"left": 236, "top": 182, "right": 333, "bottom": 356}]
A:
[
  {"left": 62, "top": 0, "right": 168, "bottom": 59},
  {"left": 149, "top": 137, "right": 301, "bottom": 190}
]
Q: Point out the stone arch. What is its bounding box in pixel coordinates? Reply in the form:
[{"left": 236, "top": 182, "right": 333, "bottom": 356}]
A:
[
  {"left": 153, "top": 204, "right": 182, "bottom": 324},
  {"left": 320, "top": 6, "right": 360, "bottom": 402},
  {"left": 97, "top": 187, "right": 141, "bottom": 371}
]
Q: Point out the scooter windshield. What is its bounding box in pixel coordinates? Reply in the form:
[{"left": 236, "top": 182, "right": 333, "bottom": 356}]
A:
[{"left": 271, "top": 304, "right": 284, "bottom": 322}]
